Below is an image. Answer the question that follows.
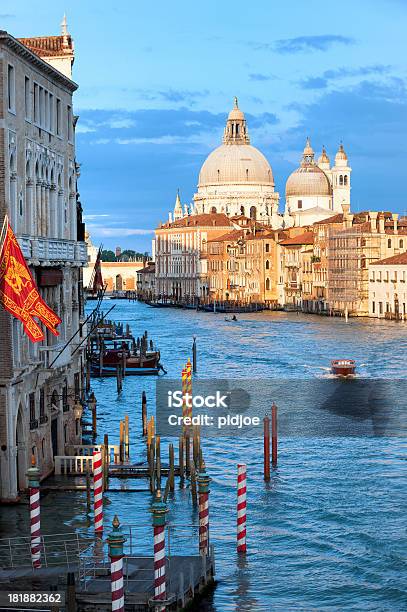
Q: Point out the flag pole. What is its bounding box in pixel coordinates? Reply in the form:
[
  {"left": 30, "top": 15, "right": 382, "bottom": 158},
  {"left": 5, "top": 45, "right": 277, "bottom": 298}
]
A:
[{"left": 0, "top": 214, "right": 8, "bottom": 256}]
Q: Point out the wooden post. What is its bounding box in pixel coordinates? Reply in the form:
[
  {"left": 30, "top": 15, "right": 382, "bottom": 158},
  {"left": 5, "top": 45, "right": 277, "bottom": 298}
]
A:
[
  {"left": 99, "top": 344, "right": 103, "bottom": 377},
  {"left": 271, "top": 403, "right": 278, "bottom": 467},
  {"left": 179, "top": 435, "right": 184, "bottom": 485},
  {"left": 86, "top": 359, "right": 91, "bottom": 393},
  {"left": 156, "top": 436, "right": 161, "bottom": 490},
  {"left": 149, "top": 444, "right": 155, "bottom": 494},
  {"left": 119, "top": 421, "right": 124, "bottom": 463},
  {"left": 66, "top": 572, "right": 76, "bottom": 612},
  {"left": 190, "top": 463, "right": 197, "bottom": 507},
  {"left": 91, "top": 396, "right": 97, "bottom": 439},
  {"left": 193, "top": 426, "right": 200, "bottom": 467},
  {"left": 192, "top": 336, "right": 197, "bottom": 373},
  {"left": 86, "top": 468, "right": 91, "bottom": 513},
  {"left": 116, "top": 365, "right": 121, "bottom": 394},
  {"left": 263, "top": 415, "right": 270, "bottom": 481},
  {"left": 142, "top": 391, "right": 147, "bottom": 436},
  {"left": 124, "top": 414, "right": 129, "bottom": 460},
  {"left": 185, "top": 434, "right": 191, "bottom": 477},
  {"left": 169, "top": 443, "right": 175, "bottom": 492}
]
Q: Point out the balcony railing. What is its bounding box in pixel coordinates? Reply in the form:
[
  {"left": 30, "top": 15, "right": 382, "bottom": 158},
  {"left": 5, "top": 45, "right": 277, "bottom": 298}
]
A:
[{"left": 18, "top": 236, "right": 87, "bottom": 265}]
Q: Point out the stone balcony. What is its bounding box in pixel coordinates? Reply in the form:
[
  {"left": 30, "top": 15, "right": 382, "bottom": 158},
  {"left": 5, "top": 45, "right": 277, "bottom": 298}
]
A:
[{"left": 18, "top": 235, "right": 88, "bottom": 266}]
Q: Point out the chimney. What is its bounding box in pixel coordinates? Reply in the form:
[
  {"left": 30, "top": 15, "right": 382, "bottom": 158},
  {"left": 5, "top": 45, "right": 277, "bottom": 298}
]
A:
[
  {"left": 378, "top": 214, "right": 385, "bottom": 234},
  {"left": 392, "top": 213, "right": 399, "bottom": 234},
  {"left": 341, "top": 202, "right": 351, "bottom": 219},
  {"left": 369, "top": 211, "right": 378, "bottom": 233}
]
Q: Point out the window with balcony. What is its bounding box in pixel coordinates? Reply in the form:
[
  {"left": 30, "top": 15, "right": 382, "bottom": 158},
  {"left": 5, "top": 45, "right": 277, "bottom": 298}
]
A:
[
  {"left": 29, "top": 393, "right": 38, "bottom": 429},
  {"left": 24, "top": 77, "right": 31, "bottom": 121}
]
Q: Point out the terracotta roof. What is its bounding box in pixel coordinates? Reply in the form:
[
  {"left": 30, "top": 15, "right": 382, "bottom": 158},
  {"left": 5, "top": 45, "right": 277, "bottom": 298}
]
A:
[
  {"left": 208, "top": 229, "right": 244, "bottom": 243},
  {"left": 18, "top": 35, "right": 73, "bottom": 58},
  {"left": 280, "top": 231, "right": 314, "bottom": 246},
  {"left": 138, "top": 263, "right": 155, "bottom": 274},
  {"left": 160, "top": 213, "right": 234, "bottom": 229},
  {"left": 371, "top": 251, "right": 407, "bottom": 266}
]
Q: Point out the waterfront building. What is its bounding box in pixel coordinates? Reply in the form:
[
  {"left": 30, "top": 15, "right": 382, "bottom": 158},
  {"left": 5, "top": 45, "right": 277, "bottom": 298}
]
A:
[
  {"left": 327, "top": 211, "right": 407, "bottom": 316},
  {"left": 278, "top": 232, "right": 314, "bottom": 309},
  {"left": 155, "top": 211, "right": 236, "bottom": 300},
  {"left": 0, "top": 21, "right": 87, "bottom": 501},
  {"left": 136, "top": 262, "right": 156, "bottom": 300},
  {"left": 204, "top": 218, "right": 283, "bottom": 304},
  {"left": 285, "top": 139, "right": 351, "bottom": 227},
  {"left": 368, "top": 252, "right": 407, "bottom": 319},
  {"left": 83, "top": 233, "right": 144, "bottom": 292}
]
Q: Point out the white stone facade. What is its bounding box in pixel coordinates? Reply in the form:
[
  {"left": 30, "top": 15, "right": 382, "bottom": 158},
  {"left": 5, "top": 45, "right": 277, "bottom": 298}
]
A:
[{"left": 0, "top": 27, "right": 87, "bottom": 501}]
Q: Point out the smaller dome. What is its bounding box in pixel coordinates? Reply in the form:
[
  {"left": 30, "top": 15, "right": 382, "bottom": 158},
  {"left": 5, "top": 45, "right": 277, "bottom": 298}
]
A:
[
  {"left": 318, "top": 146, "right": 330, "bottom": 165},
  {"left": 335, "top": 143, "right": 348, "bottom": 162},
  {"left": 286, "top": 165, "right": 332, "bottom": 197}
]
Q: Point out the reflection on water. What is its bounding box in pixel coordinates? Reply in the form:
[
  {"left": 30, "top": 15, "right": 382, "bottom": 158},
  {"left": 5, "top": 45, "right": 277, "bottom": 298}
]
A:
[{"left": 1, "top": 301, "right": 406, "bottom": 610}]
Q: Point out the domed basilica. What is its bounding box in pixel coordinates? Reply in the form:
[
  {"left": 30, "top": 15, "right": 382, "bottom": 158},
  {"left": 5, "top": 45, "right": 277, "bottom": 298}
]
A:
[{"left": 169, "top": 99, "right": 351, "bottom": 228}]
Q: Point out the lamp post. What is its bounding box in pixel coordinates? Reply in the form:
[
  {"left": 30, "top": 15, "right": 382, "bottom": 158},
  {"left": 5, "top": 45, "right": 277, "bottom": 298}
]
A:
[{"left": 73, "top": 400, "right": 83, "bottom": 439}]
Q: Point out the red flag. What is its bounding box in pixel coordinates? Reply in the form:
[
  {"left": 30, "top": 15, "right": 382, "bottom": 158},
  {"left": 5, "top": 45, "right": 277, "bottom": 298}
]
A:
[
  {"left": 92, "top": 248, "right": 103, "bottom": 293},
  {"left": 0, "top": 221, "right": 62, "bottom": 343}
]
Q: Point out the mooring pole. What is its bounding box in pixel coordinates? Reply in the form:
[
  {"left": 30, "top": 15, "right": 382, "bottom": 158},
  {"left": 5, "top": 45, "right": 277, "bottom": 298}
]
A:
[
  {"left": 108, "top": 515, "right": 126, "bottom": 612},
  {"left": 142, "top": 391, "right": 147, "bottom": 436},
  {"left": 263, "top": 415, "right": 270, "bottom": 481},
  {"left": 179, "top": 435, "right": 184, "bottom": 485},
  {"left": 27, "top": 456, "right": 41, "bottom": 568},
  {"left": 192, "top": 336, "right": 197, "bottom": 373},
  {"left": 151, "top": 490, "right": 168, "bottom": 610},
  {"left": 169, "top": 443, "right": 175, "bottom": 492},
  {"left": 237, "top": 464, "right": 247, "bottom": 553},
  {"left": 93, "top": 450, "right": 103, "bottom": 533},
  {"left": 190, "top": 462, "right": 198, "bottom": 507},
  {"left": 125, "top": 414, "right": 129, "bottom": 460},
  {"left": 197, "top": 461, "right": 211, "bottom": 555},
  {"left": 271, "top": 403, "right": 278, "bottom": 467},
  {"left": 119, "top": 421, "right": 125, "bottom": 463},
  {"left": 89, "top": 392, "right": 97, "bottom": 439}
]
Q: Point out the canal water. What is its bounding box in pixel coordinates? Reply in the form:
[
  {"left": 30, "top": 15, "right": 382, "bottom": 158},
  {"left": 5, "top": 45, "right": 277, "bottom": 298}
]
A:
[{"left": 2, "top": 300, "right": 407, "bottom": 611}]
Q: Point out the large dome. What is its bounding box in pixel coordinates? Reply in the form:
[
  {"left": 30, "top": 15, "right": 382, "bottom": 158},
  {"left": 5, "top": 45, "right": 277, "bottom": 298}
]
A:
[
  {"left": 286, "top": 165, "right": 332, "bottom": 197},
  {"left": 198, "top": 143, "right": 274, "bottom": 187}
]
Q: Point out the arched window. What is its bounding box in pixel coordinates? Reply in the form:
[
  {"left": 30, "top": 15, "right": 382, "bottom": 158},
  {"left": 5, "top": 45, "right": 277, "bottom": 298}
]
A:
[
  {"left": 240, "top": 206, "right": 245, "bottom": 216},
  {"left": 388, "top": 238, "right": 392, "bottom": 248},
  {"left": 266, "top": 278, "right": 270, "bottom": 290},
  {"left": 265, "top": 260, "right": 270, "bottom": 270},
  {"left": 246, "top": 169, "right": 249, "bottom": 181},
  {"left": 250, "top": 206, "right": 257, "bottom": 220},
  {"left": 339, "top": 175, "right": 344, "bottom": 186},
  {"left": 217, "top": 169, "right": 220, "bottom": 182},
  {"left": 400, "top": 239, "right": 404, "bottom": 249},
  {"left": 210, "top": 206, "right": 217, "bottom": 214},
  {"left": 344, "top": 175, "right": 348, "bottom": 186}
]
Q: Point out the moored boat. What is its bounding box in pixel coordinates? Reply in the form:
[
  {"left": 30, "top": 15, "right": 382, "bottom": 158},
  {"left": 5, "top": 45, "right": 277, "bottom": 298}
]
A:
[{"left": 331, "top": 359, "right": 356, "bottom": 377}]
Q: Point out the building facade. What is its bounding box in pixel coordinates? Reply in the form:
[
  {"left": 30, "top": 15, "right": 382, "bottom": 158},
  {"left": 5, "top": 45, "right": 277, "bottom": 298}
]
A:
[
  {"left": 155, "top": 212, "right": 236, "bottom": 300},
  {"left": 0, "top": 23, "right": 87, "bottom": 501},
  {"left": 369, "top": 252, "right": 407, "bottom": 319}
]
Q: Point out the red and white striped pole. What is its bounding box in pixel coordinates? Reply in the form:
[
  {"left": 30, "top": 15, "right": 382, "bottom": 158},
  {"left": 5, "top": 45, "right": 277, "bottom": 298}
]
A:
[
  {"left": 93, "top": 450, "right": 103, "bottom": 533},
  {"left": 197, "top": 461, "right": 211, "bottom": 555},
  {"left": 108, "top": 515, "right": 126, "bottom": 612},
  {"left": 151, "top": 489, "right": 168, "bottom": 610},
  {"left": 27, "top": 456, "right": 41, "bottom": 568},
  {"left": 237, "top": 464, "right": 247, "bottom": 554}
]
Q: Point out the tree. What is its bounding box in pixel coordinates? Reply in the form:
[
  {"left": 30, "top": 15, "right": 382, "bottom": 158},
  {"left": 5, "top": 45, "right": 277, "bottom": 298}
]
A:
[{"left": 101, "top": 249, "right": 115, "bottom": 262}]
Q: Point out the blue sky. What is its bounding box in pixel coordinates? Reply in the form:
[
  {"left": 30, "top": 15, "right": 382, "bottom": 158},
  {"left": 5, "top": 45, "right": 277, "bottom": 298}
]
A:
[{"left": 5, "top": 0, "right": 407, "bottom": 251}]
